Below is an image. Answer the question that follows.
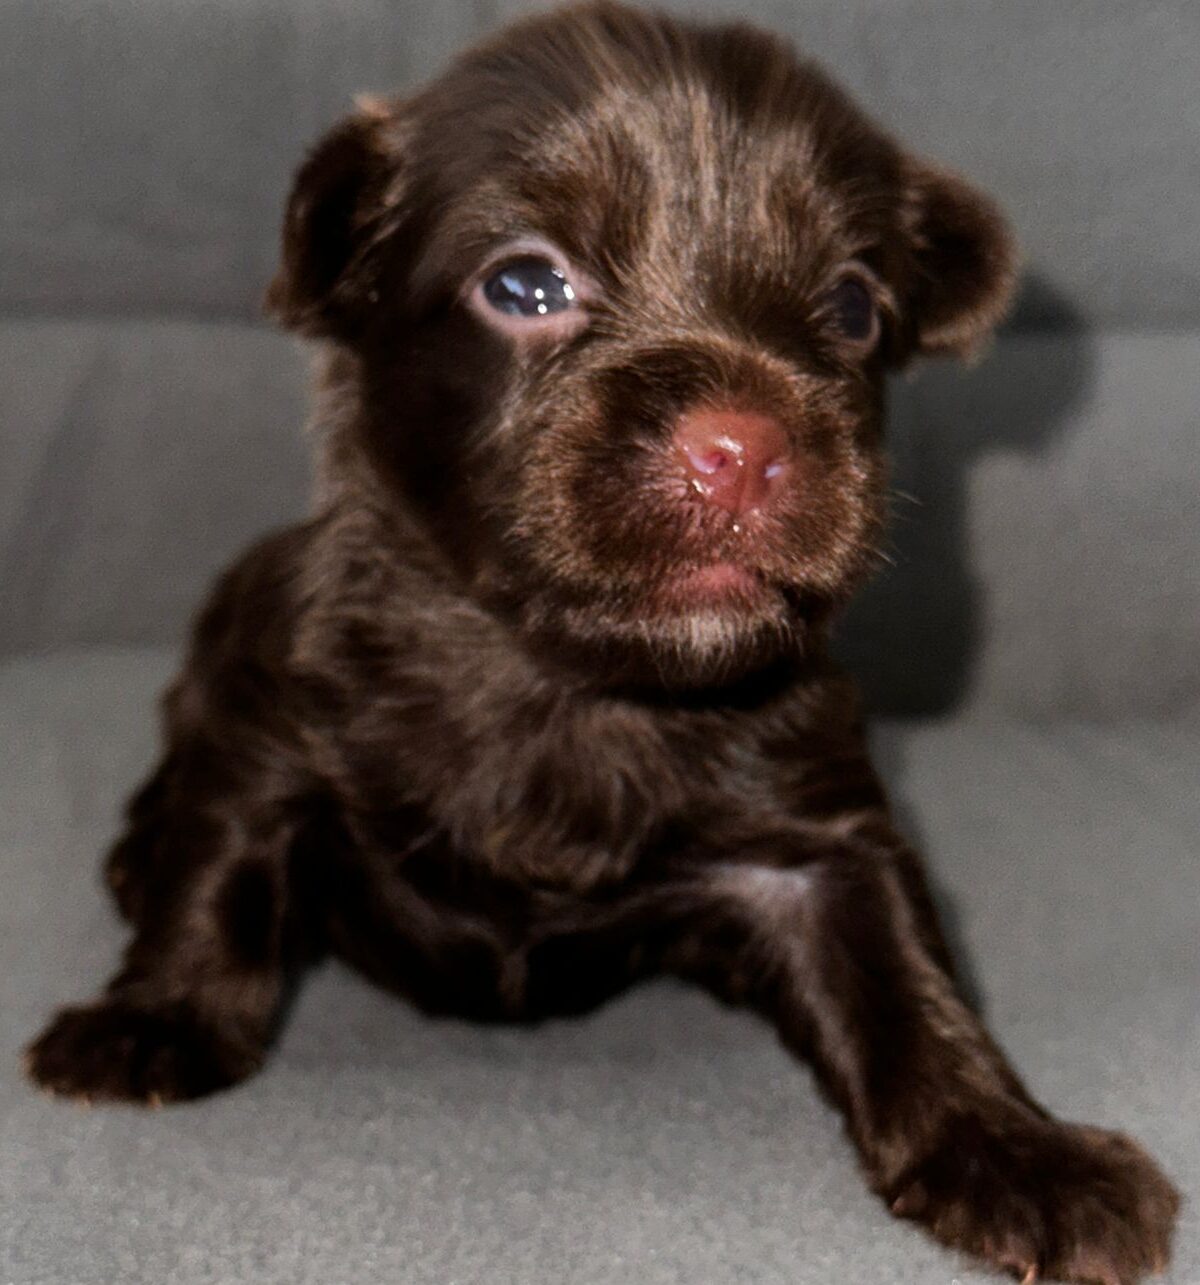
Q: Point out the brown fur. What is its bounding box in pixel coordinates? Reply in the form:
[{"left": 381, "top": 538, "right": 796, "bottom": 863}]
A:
[{"left": 27, "top": 6, "right": 1177, "bottom": 1281}]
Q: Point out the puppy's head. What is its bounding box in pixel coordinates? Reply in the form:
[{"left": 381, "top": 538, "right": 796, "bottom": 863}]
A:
[{"left": 268, "top": 2, "right": 1016, "bottom": 689}]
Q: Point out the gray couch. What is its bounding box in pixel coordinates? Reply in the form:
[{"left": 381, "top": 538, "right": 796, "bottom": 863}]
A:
[{"left": 2, "top": 3, "right": 1197, "bottom": 1282}]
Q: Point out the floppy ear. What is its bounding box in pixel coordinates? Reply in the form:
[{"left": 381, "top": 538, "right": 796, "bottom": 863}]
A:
[
  {"left": 265, "top": 98, "right": 402, "bottom": 340},
  {"left": 897, "top": 156, "right": 1018, "bottom": 361}
]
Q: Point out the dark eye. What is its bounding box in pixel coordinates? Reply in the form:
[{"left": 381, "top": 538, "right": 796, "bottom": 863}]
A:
[
  {"left": 827, "top": 276, "right": 878, "bottom": 344},
  {"left": 482, "top": 256, "right": 577, "bottom": 318}
]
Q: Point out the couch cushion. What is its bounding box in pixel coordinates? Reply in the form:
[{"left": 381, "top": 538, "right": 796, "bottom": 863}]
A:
[
  {"left": 0, "top": 319, "right": 309, "bottom": 658},
  {"left": 1, "top": 649, "right": 1196, "bottom": 1283},
  {"left": 2, "top": 0, "right": 1198, "bottom": 329},
  {"left": 2, "top": 320, "right": 1197, "bottom": 723},
  {"left": 0, "top": 0, "right": 483, "bottom": 322}
]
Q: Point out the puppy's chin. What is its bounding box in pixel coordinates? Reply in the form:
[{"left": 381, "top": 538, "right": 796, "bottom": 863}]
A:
[{"left": 515, "top": 585, "right": 806, "bottom": 692}]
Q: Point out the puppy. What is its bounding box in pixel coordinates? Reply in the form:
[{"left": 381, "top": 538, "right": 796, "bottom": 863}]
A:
[{"left": 27, "top": 4, "right": 1178, "bottom": 1280}]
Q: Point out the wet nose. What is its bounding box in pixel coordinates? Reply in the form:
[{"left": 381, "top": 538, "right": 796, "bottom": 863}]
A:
[{"left": 674, "top": 408, "right": 791, "bottom": 515}]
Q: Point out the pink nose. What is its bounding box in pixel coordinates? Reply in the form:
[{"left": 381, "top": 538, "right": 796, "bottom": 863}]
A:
[{"left": 674, "top": 408, "right": 791, "bottom": 515}]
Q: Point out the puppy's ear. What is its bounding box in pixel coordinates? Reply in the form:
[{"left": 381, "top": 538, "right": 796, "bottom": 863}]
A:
[
  {"left": 897, "top": 157, "right": 1018, "bottom": 361},
  {"left": 265, "top": 98, "right": 403, "bottom": 340}
]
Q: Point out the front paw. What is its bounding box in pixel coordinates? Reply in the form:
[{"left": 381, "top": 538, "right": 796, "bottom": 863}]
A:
[
  {"left": 24, "top": 997, "right": 263, "bottom": 1105},
  {"left": 888, "top": 1110, "right": 1179, "bottom": 1284}
]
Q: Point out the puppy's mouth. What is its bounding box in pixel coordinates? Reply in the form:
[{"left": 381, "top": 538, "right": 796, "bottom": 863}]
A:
[{"left": 651, "top": 561, "right": 777, "bottom": 614}]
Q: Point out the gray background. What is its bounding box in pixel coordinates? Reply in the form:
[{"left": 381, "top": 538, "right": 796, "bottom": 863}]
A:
[{"left": 1, "top": 2, "right": 1197, "bottom": 1283}]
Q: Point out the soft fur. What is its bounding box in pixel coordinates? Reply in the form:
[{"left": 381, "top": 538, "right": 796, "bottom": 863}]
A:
[{"left": 27, "top": 6, "right": 1178, "bottom": 1282}]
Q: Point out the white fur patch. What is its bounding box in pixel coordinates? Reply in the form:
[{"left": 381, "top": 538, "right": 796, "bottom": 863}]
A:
[{"left": 711, "top": 862, "right": 814, "bottom": 922}]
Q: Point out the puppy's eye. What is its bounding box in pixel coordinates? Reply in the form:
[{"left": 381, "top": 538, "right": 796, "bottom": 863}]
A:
[
  {"left": 482, "top": 257, "right": 577, "bottom": 319},
  {"left": 826, "top": 276, "right": 878, "bottom": 345}
]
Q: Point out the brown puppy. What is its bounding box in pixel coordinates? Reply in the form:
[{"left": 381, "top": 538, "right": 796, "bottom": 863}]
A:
[{"left": 27, "top": 4, "right": 1178, "bottom": 1281}]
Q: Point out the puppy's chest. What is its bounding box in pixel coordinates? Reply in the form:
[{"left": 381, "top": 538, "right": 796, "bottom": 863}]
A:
[{"left": 350, "top": 690, "right": 786, "bottom": 892}]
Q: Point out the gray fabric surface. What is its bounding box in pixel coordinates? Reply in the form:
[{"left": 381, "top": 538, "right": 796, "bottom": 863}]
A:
[
  {"left": 3, "top": 1, "right": 1199, "bottom": 329},
  {"left": 2, "top": 650, "right": 1197, "bottom": 1285},
  {"left": 0, "top": 319, "right": 310, "bottom": 661}
]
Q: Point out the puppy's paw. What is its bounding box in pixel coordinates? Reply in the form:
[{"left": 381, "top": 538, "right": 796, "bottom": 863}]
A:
[
  {"left": 888, "top": 1112, "right": 1179, "bottom": 1284},
  {"left": 24, "top": 998, "right": 262, "bottom": 1105}
]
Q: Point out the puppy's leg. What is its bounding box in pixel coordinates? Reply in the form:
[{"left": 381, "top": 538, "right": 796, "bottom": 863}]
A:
[
  {"left": 680, "top": 834, "right": 1179, "bottom": 1284},
  {"left": 26, "top": 681, "right": 313, "bottom": 1104}
]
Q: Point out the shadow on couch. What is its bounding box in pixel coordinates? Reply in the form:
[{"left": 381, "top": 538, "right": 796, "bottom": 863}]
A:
[
  {"left": 834, "top": 270, "right": 1096, "bottom": 720},
  {"left": 847, "top": 271, "right": 1096, "bottom": 1009}
]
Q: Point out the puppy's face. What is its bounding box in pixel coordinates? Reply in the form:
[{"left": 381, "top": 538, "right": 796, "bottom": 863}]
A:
[{"left": 269, "top": 4, "right": 1016, "bottom": 688}]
